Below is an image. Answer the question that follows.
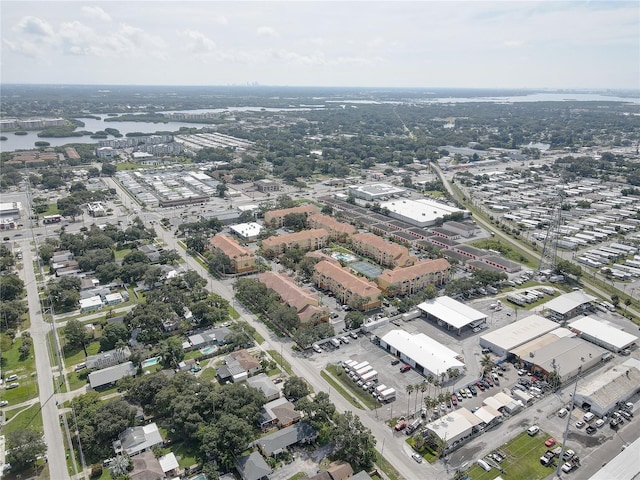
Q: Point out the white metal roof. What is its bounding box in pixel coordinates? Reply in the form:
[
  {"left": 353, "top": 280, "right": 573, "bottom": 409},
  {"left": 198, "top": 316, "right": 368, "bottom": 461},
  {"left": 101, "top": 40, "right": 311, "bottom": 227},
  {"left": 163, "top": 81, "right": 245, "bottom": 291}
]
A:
[
  {"left": 424, "top": 409, "right": 482, "bottom": 442},
  {"left": 473, "top": 405, "right": 502, "bottom": 424},
  {"left": 79, "top": 295, "right": 103, "bottom": 308},
  {"left": 480, "top": 315, "right": 558, "bottom": 351},
  {"left": 569, "top": 316, "right": 638, "bottom": 350},
  {"left": 543, "top": 290, "right": 596, "bottom": 315},
  {"left": 230, "top": 222, "right": 263, "bottom": 238},
  {"left": 417, "top": 296, "right": 487, "bottom": 329},
  {"left": 380, "top": 329, "right": 464, "bottom": 375},
  {"left": 381, "top": 198, "right": 465, "bottom": 225},
  {"left": 588, "top": 427, "right": 640, "bottom": 480}
]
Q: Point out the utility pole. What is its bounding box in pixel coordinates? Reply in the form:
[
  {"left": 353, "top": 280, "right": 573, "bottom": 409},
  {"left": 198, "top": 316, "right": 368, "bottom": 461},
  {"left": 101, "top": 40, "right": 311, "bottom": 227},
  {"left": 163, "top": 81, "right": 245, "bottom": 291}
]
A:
[{"left": 556, "top": 366, "right": 582, "bottom": 478}]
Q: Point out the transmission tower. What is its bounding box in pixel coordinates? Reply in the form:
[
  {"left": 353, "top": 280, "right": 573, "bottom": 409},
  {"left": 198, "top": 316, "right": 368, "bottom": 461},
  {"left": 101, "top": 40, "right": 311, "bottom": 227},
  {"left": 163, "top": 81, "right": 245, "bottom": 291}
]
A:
[{"left": 537, "top": 191, "right": 564, "bottom": 274}]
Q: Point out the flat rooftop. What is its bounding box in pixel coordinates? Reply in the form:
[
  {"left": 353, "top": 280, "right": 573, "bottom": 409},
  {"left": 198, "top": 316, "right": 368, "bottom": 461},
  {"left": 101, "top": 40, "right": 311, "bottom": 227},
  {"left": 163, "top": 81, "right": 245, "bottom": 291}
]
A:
[{"left": 480, "top": 315, "right": 558, "bottom": 351}]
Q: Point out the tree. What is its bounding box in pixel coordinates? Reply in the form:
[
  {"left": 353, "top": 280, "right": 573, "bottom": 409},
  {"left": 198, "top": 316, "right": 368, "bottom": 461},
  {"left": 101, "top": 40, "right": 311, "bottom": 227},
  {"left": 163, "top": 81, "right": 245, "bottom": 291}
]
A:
[
  {"left": 624, "top": 298, "right": 632, "bottom": 315},
  {"left": 63, "top": 318, "right": 93, "bottom": 355},
  {"left": 6, "top": 428, "right": 46, "bottom": 471},
  {"left": 0, "top": 273, "right": 24, "bottom": 301},
  {"left": 100, "top": 323, "right": 130, "bottom": 351},
  {"left": 216, "top": 182, "right": 228, "bottom": 198},
  {"left": 480, "top": 355, "right": 494, "bottom": 376},
  {"left": 185, "top": 235, "right": 206, "bottom": 254},
  {"left": 611, "top": 294, "right": 619, "bottom": 308},
  {"left": 0, "top": 299, "right": 28, "bottom": 330},
  {"left": 101, "top": 163, "right": 116, "bottom": 176},
  {"left": 283, "top": 376, "right": 310, "bottom": 402},
  {"left": 406, "top": 384, "right": 414, "bottom": 416},
  {"left": 344, "top": 311, "right": 365, "bottom": 330},
  {"left": 556, "top": 259, "right": 582, "bottom": 278},
  {"left": 198, "top": 414, "right": 254, "bottom": 469},
  {"left": 282, "top": 212, "right": 307, "bottom": 231},
  {"left": 160, "top": 336, "right": 185, "bottom": 368},
  {"left": 331, "top": 411, "right": 376, "bottom": 471}
]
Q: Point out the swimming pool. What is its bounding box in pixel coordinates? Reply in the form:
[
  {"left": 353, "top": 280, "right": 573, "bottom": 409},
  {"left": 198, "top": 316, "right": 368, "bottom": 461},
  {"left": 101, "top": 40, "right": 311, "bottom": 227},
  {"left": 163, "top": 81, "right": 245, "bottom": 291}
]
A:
[
  {"left": 189, "top": 474, "right": 207, "bottom": 480},
  {"left": 141, "top": 356, "right": 161, "bottom": 368},
  {"left": 331, "top": 251, "right": 357, "bottom": 263},
  {"left": 200, "top": 345, "right": 218, "bottom": 356}
]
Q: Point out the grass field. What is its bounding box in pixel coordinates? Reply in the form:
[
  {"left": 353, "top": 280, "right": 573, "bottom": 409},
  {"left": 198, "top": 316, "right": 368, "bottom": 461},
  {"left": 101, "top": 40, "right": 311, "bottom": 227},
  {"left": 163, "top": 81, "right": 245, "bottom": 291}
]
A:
[
  {"left": 466, "top": 431, "right": 558, "bottom": 480},
  {"left": 114, "top": 247, "right": 132, "bottom": 260},
  {"left": 199, "top": 367, "right": 217, "bottom": 382},
  {"left": 320, "top": 370, "right": 363, "bottom": 410},
  {"left": 62, "top": 340, "right": 100, "bottom": 366},
  {"left": 471, "top": 239, "right": 537, "bottom": 268},
  {"left": 3, "top": 402, "right": 43, "bottom": 435},
  {"left": 268, "top": 349, "right": 293, "bottom": 375},
  {"left": 0, "top": 337, "right": 39, "bottom": 404}
]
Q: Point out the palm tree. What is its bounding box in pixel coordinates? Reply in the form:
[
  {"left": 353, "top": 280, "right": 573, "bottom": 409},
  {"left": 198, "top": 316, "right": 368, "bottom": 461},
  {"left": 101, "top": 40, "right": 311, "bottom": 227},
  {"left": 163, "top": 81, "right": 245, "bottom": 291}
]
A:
[
  {"left": 419, "top": 382, "right": 428, "bottom": 410},
  {"left": 480, "top": 354, "right": 495, "bottom": 376},
  {"left": 447, "top": 368, "right": 461, "bottom": 392},
  {"left": 426, "top": 374, "right": 435, "bottom": 397},
  {"left": 406, "top": 384, "right": 414, "bottom": 416},
  {"left": 439, "top": 371, "right": 447, "bottom": 396},
  {"left": 414, "top": 383, "right": 422, "bottom": 413},
  {"left": 424, "top": 396, "right": 435, "bottom": 419}
]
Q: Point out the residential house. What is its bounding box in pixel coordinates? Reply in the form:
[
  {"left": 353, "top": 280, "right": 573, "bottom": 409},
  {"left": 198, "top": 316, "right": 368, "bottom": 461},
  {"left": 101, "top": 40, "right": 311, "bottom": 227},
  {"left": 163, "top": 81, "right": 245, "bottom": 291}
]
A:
[
  {"left": 261, "top": 229, "right": 330, "bottom": 256},
  {"left": 86, "top": 346, "right": 131, "bottom": 370},
  {"left": 350, "top": 232, "right": 414, "bottom": 267},
  {"left": 377, "top": 258, "right": 452, "bottom": 295},
  {"left": 188, "top": 326, "right": 231, "bottom": 349},
  {"left": 247, "top": 373, "right": 281, "bottom": 402},
  {"left": 128, "top": 450, "right": 165, "bottom": 480},
  {"left": 217, "top": 349, "right": 261, "bottom": 383},
  {"left": 257, "top": 272, "right": 329, "bottom": 324},
  {"left": 88, "top": 361, "right": 136, "bottom": 389},
  {"left": 79, "top": 295, "right": 103, "bottom": 313},
  {"left": 158, "top": 452, "right": 180, "bottom": 478},
  {"left": 237, "top": 451, "right": 272, "bottom": 480},
  {"left": 254, "top": 422, "right": 318, "bottom": 457},
  {"left": 104, "top": 292, "right": 124, "bottom": 306},
  {"left": 209, "top": 234, "right": 257, "bottom": 274},
  {"left": 138, "top": 244, "right": 162, "bottom": 263},
  {"left": 313, "top": 261, "right": 381, "bottom": 311},
  {"left": 264, "top": 205, "right": 320, "bottom": 228},
  {"left": 307, "top": 213, "right": 356, "bottom": 241},
  {"left": 260, "top": 397, "right": 301, "bottom": 430},
  {"left": 113, "top": 422, "right": 164, "bottom": 456}
]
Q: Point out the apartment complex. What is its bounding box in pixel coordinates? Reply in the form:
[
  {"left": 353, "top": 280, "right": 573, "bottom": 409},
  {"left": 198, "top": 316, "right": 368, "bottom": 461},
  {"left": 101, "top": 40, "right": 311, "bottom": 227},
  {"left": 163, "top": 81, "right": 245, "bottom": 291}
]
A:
[
  {"left": 307, "top": 213, "right": 356, "bottom": 241},
  {"left": 313, "top": 260, "right": 381, "bottom": 311},
  {"left": 257, "top": 272, "right": 328, "bottom": 323},
  {"left": 264, "top": 204, "right": 320, "bottom": 228},
  {"left": 262, "top": 229, "right": 330, "bottom": 256},
  {"left": 377, "top": 258, "right": 452, "bottom": 294},
  {"left": 350, "top": 232, "right": 414, "bottom": 267},
  {"left": 209, "top": 234, "right": 257, "bottom": 274}
]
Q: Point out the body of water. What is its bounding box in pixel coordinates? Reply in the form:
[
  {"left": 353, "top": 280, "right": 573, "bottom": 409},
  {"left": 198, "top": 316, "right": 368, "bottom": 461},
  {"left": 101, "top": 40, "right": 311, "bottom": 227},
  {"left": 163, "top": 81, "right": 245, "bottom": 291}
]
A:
[{"left": 421, "top": 92, "right": 640, "bottom": 104}]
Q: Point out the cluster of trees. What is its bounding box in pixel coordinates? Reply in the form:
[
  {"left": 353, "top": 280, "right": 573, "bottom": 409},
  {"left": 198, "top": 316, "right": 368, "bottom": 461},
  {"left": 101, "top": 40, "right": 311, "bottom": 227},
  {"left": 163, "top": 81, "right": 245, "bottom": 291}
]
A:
[
  {"left": 5, "top": 428, "right": 46, "bottom": 472},
  {"left": 0, "top": 273, "right": 26, "bottom": 333},
  {"left": 234, "top": 278, "right": 334, "bottom": 347},
  {"left": 444, "top": 269, "right": 508, "bottom": 297},
  {"left": 55, "top": 183, "right": 114, "bottom": 220}
]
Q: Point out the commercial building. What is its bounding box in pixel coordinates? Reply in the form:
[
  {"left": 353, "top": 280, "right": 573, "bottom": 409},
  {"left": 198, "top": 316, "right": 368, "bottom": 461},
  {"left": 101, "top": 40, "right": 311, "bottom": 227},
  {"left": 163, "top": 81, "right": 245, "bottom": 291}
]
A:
[
  {"left": 307, "top": 213, "right": 356, "bottom": 241},
  {"left": 417, "top": 296, "right": 487, "bottom": 335},
  {"left": 380, "top": 198, "right": 468, "bottom": 228},
  {"left": 589, "top": 436, "right": 640, "bottom": 480},
  {"left": 378, "top": 329, "right": 465, "bottom": 377},
  {"left": 479, "top": 315, "right": 558, "bottom": 357},
  {"left": 573, "top": 358, "right": 640, "bottom": 417},
  {"left": 0, "top": 202, "right": 21, "bottom": 219},
  {"left": 257, "top": 272, "right": 329, "bottom": 324},
  {"left": 261, "top": 229, "right": 330, "bottom": 256},
  {"left": 230, "top": 222, "right": 263, "bottom": 242},
  {"left": 350, "top": 232, "right": 414, "bottom": 267},
  {"left": 377, "top": 258, "right": 452, "bottom": 294},
  {"left": 87, "top": 202, "right": 107, "bottom": 217},
  {"left": 348, "top": 183, "right": 406, "bottom": 201},
  {"left": 313, "top": 260, "right": 381, "bottom": 311},
  {"left": 209, "top": 234, "right": 257, "bottom": 274},
  {"left": 423, "top": 408, "right": 483, "bottom": 447},
  {"left": 254, "top": 179, "right": 281, "bottom": 192},
  {"left": 542, "top": 290, "right": 596, "bottom": 322},
  {"left": 264, "top": 204, "right": 320, "bottom": 228},
  {"left": 569, "top": 316, "right": 638, "bottom": 353}
]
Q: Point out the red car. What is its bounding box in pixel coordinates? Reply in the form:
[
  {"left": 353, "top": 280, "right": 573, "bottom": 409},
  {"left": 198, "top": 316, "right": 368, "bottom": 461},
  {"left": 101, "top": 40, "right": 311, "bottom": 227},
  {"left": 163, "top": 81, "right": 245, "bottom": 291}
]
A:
[
  {"left": 545, "top": 438, "right": 556, "bottom": 447},
  {"left": 400, "top": 364, "right": 411, "bottom": 373},
  {"left": 476, "top": 381, "right": 486, "bottom": 391},
  {"left": 451, "top": 394, "right": 458, "bottom": 406},
  {"left": 485, "top": 377, "right": 494, "bottom": 387},
  {"left": 395, "top": 420, "right": 407, "bottom": 431}
]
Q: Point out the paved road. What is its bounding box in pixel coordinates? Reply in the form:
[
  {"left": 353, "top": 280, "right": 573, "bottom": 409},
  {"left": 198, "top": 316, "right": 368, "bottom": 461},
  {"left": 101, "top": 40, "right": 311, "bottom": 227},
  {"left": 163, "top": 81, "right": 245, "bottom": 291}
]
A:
[{"left": 20, "top": 237, "right": 69, "bottom": 480}]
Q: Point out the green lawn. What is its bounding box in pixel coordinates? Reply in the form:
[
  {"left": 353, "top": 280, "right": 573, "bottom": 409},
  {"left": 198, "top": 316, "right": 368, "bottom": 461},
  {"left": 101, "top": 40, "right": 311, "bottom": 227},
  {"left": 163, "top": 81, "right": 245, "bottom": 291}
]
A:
[
  {"left": 38, "top": 203, "right": 59, "bottom": 218},
  {"left": 229, "top": 306, "right": 240, "bottom": 319},
  {"left": 406, "top": 436, "right": 439, "bottom": 463},
  {"left": 62, "top": 340, "right": 100, "bottom": 366},
  {"left": 466, "top": 431, "right": 561, "bottom": 480},
  {"left": 199, "top": 367, "right": 217, "bottom": 382},
  {"left": 326, "top": 365, "right": 378, "bottom": 409},
  {"left": 267, "top": 349, "right": 293, "bottom": 375},
  {"left": 288, "top": 473, "right": 309, "bottom": 480},
  {"left": 424, "top": 190, "right": 444, "bottom": 198},
  {"left": 67, "top": 371, "right": 89, "bottom": 391},
  {"left": 116, "top": 162, "right": 147, "bottom": 171},
  {"left": 320, "top": 370, "right": 363, "bottom": 410},
  {"left": 114, "top": 247, "right": 132, "bottom": 260},
  {"left": 3, "top": 403, "right": 43, "bottom": 435},
  {"left": 374, "top": 451, "right": 402, "bottom": 480},
  {"left": 0, "top": 337, "right": 39, "bottom": 404},
  {"left": 157, "top": 440, "right": 198, "bottom": 468},
  {"left": 471, "top": 239, "right": 537, "bottom": 268}
]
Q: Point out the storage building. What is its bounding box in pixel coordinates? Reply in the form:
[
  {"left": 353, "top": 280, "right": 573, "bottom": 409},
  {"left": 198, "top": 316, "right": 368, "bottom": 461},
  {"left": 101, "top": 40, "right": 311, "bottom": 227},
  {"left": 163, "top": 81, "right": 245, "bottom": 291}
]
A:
[
  {"left": 568, "top": 316, "right": 638, "bottom": 353},
  {"left": 479, "top": 315, "right": 558, "bottom": 357},
  {"left": 417, "top": 296, "right": 487, "bottom": 335}
]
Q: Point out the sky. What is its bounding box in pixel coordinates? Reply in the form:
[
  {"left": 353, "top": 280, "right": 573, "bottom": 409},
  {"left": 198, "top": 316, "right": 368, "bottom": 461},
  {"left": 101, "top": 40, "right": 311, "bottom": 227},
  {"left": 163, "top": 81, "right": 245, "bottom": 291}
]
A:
[{"left": 1, "top": 1, "right": 639, "bottom": 89}]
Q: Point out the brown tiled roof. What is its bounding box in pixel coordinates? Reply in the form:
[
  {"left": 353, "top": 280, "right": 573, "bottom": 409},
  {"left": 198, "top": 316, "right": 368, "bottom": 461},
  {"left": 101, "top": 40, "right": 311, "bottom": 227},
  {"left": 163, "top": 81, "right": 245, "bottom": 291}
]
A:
[
  {"left": 257, "top": 272, "right": 319, "bottom": 312},
  {"left": 262, "top": 229, "right": 329, "bottom": 249},
  {"left": 351, "top": 232, "right": 413, "bottom": 266},
  {"left": 314, "top": 261, "right": 381, "bottom": 299},
  {"left": 264, "top": 204, "right": 320, "bottom": 222},
  {"left": 230, "top": 349, "right": 260, "bottom": 370},
  {"left": 209, "top": 234, "right": 253, "bottom": 258},
  {"left": 308, "top": 213, "right": 356, "bottom": 235},
  {"left": 378, "top": 258, "right": 451, "bottom": 284}
]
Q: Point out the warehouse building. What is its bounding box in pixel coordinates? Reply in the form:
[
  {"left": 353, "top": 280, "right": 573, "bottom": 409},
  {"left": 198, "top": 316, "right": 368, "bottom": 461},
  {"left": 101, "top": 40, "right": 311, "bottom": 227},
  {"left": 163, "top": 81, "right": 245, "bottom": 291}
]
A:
[
  {"left": 379, "top": 329, "right": 464, "bottom": 377},
  {"left": 573, "top": 358, "right": 640, "bottom": 417},
  {"left": 417, "top": 296, "right": 487, "bottom": 336},
  {"left": 479, "top": 315, "right": 558, "bottom": 357},
  {"left": 542, "top": 290, "right": 596, "bottom": 322},
  {"left": 380, "top": 198, "right": 469, "bottom": 228},
  {"left": 347, "top": 183, "right": 406, "bottom": 201},
  {"left": 423, "top": 408, "right": 483, "bottom": 448},
  {"left": 568, "top": 316, "right": 638, "bottom": 353}
]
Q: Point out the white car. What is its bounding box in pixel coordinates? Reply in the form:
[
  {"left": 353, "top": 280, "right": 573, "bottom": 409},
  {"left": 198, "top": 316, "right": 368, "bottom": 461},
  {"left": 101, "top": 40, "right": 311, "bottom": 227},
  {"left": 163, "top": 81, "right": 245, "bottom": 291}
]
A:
[
  {"left": 312, "top": 344, "right": 322, "bottom": 353},
  {"left": 527, "top": 425, "right": 540, "bottom": 436},
  {"left": 575, "top": 420, "right": 585, "bottom": 429},
  {"left": 0, "top": 400, "right": 8, "bottom": 407},
  {"left": 340, "top": 336, "right": 350, "bottom": 344},
  {"left": 411, "top": 453, "right": 423, "bottom": 463},
  {"left": 563, "top": 449, "right": 575, "bottom": 460}
]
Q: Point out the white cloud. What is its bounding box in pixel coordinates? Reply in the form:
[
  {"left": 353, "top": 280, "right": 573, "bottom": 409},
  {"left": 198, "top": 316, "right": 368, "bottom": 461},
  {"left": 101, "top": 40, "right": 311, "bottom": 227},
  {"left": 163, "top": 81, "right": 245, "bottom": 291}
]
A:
[
  {"left": 257, "top": 26, "right": 279, "bottom": 38},
  {"left": 81, "top": 6, "right": 112, "bottom": 22},
  {"left": 13, "top": 16, "right": 55, "bottom": 38},
  {"left": 180, "top": 29, "right": 217, "bottom": 54}
]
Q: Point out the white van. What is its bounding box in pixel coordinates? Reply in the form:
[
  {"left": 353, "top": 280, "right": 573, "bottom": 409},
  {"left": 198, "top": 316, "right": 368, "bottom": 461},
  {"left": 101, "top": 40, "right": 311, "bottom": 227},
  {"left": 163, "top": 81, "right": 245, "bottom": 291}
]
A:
[
  {"left": 527, "top": 425, "right": 540, "bottom": 436},
  {"left": 583, "top": 412, "right": 595, "bottom": 423}
]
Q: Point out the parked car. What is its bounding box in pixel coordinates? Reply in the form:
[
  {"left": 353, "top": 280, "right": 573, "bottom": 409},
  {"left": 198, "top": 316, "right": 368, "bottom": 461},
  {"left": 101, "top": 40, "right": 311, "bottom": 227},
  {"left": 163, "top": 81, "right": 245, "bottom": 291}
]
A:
[
  {"left": 563, "top": 450, "right": 575, "bottom": 460},
  {"left": 340, "top": 336, "right": 350, "bottom": 344},
  {"left": 400, "top": 364, "right": 411, "bottom": 373},
  {"left": 575, "top": 420, "right": 585, "bottom": 429},
  {"left": 6, "top": 383, "right": 19, "bottom": 390},
  {"left": 467, "top": 385, "right": 477, "bottom": 396},
  {"left": 558, "top": 408, "right": 569, "bottom": 418},
  {"left": 411, "top": 453, "right": 423, "bottom": 463},
  {"left": 527, "top": 425, "right": 540, "bottom": 436},
  {"left": 545, "top": 438, "right": 556, "bottom": 447},
  {"left": 476, "top": 381, "right": 486, "bottom": 391},
  {"left": 451, "top": 394, "right": 458, "bottom": 406},
  {"left": 0, "top": 400, "right": 8, "bottom": 407},
  {"left": 595, "top": 419, "right": 605, "bottom": 428},
  {"left": 395, "top": 420, "right": 407, "bottom": 431},
  {"left": 6, "top": 374, "right": 18, "bottom": 382},
  {"left": 586, "top": 426, "right": 597, "bottom": 435},
  {"left": 391, "top": 359, "right": 400, "bottom": 365},
  {"left": 312, "top": 344, "right": 322, "bottom": 353},
  {"left": 350, "top": 331, "right": 358, "bottom": 339}
]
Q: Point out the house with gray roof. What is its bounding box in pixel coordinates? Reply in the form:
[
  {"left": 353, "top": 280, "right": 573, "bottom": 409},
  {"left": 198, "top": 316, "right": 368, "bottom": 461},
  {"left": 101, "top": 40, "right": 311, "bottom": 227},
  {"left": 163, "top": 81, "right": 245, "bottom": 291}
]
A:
[
  {"left": 247, "top": 373, "right": 280, "bottom": 402},
  {"left": 254, "top": 422, "right": 317, "bottom": 457},
  {"left": 86, "top": 346, "right": 131, "bottom": 370},
  {"left": 236, "top": 451, "right": 272, "bottom": 480},
  {"left": 113, "top": 422, "right": 163, "bottom": 456},
  {"left": 260, "top": 397, "right": 301, "bottom": 430},
  {"left": 88, "top": 361, "right": 136, "bottom": 389},
  {"left": 188, "top": 326, "right": 231, "bottom": 349}
]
